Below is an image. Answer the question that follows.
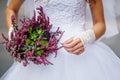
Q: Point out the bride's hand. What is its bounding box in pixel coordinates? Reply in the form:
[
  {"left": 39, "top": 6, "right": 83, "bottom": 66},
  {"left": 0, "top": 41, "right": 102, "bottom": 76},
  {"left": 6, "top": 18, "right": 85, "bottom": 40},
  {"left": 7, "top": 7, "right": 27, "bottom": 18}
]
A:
[
  {"left": 62, "top": 37, "right": 84, "bottom": 55},
  {"left": 61, "top": 29, "right": 96, "bottom": 55}
]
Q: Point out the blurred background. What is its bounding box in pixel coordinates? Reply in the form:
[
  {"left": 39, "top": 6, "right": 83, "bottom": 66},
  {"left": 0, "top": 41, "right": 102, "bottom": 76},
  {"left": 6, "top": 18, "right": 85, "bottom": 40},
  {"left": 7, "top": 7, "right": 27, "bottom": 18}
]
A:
[{"left": 0, "top": 0, "right": 120, "bottom": 78}]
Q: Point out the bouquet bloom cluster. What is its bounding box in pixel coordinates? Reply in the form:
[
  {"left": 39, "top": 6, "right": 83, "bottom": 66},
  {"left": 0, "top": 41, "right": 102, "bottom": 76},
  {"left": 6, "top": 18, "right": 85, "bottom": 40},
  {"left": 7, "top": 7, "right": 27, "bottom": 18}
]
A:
[{"left": 1, "top": 6, "right": 64, "bottom": 66}]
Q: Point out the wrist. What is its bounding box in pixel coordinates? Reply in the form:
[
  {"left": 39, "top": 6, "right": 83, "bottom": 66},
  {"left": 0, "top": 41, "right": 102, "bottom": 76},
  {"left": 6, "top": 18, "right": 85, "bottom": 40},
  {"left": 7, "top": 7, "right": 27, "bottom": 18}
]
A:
[{"left": 79, "top": 29, "right": 96, "bottom": 48}]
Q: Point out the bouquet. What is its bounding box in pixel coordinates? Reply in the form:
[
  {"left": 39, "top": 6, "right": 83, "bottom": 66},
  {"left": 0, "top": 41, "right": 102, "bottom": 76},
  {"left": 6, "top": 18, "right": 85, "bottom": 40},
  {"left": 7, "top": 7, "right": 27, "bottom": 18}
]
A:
[{"left": 1, "top": 6, "right": 64, "bottom": 66}]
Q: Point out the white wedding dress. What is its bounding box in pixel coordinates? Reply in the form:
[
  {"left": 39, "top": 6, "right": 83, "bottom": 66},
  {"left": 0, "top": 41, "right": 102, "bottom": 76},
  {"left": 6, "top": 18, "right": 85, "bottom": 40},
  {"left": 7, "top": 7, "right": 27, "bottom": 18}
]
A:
[{"left": 1, "top": 0, "right": 120, "bottom": 80}]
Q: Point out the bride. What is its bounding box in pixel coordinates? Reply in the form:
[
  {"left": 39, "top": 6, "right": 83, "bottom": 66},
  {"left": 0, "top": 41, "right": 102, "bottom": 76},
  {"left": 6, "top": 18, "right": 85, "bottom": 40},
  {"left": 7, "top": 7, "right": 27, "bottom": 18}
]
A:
[{"left": 1, "top": 0, "right": 120, "bottom": 80}]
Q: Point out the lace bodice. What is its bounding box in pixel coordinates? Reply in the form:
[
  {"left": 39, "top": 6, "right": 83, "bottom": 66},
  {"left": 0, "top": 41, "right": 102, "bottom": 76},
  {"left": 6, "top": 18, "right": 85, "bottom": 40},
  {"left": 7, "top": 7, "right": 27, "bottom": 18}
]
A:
[{"left": 34, "top": 0, "right": 86, "bottom": 30}]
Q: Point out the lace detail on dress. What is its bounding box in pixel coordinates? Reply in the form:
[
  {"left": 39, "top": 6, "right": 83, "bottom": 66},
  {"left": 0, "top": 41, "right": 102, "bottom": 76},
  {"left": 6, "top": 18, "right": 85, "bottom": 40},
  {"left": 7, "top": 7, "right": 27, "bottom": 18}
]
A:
[{"left": 34, "top": 0, "right": 86, "bottom": 28}]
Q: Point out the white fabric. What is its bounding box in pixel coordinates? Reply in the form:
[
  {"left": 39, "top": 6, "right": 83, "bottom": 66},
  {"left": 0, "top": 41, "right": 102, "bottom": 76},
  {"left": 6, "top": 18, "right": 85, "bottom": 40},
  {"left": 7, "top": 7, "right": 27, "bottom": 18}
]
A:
[
  {"left": 1, "top": 0, "right": 120, "bottom": 80},
  {"left": 78, "top": 29, "right": 96, "bottom": 48},
  {"left": 8, "top": 27, "right": 14, "bottom": 40},
  {"left": 7, "top": 0, "right": 120, "bottom": 38}
]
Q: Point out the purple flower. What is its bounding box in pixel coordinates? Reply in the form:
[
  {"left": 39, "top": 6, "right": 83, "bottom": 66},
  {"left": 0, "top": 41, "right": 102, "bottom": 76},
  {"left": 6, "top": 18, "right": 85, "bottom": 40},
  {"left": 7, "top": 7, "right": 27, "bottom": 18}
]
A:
[{"left": 0, "top": 6, "right": 64, "bottom": 67}]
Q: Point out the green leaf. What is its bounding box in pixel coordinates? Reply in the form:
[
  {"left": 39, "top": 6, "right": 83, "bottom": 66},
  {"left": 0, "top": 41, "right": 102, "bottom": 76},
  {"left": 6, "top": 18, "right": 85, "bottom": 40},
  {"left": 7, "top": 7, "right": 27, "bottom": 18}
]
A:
[
  {"left": 19, "top": 45, "right": 31, "bottom": 52},
  {"left": 30, "top": 41, "right": 35, "bottom": 46},
  {"left": 37, "top": 28, "right": 45, "bottom": 36},
  {"left": 25, "top": 38, "right": 32, "bottom": 45},
  {"left": 28, "top": 27, "right": 32, "bottom": 34},
  {"left": 30, "top": 32, "right": 38, "bottom": 41},
  {"left": 36, "top": 27, "right": 39, "bottom": 33},
  {"left": 36, "top": 47, "right": 40, "bottom": 50},
  {"left": 39, "top": 39, "right": 49, "bottom": 48},
  {"left": 34, "top": 49, "right": 44, "bottom": 56},
  {"left": 20, "top": 47, "right": 26, "bottom": 52}
]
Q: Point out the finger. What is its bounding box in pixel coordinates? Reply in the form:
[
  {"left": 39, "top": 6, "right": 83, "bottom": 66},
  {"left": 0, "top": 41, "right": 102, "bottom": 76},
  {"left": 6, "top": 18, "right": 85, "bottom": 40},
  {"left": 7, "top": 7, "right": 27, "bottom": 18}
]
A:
[
  {"left": 63, "top": 38, "right": 81, "bottom": 48},
  {"left": 76, "top": 50, "right": 84, "bottom": 55},
  {"left": 62, "top": 37, "right": 74, "bottom": 44},
  {"left": 72, "top": 42, "right": 84, "bottom": 51},
  {"left": 64, "top": 45, "right": 84, "bottom": 54},
  {"left": 72, "top": 47, "right": 84, "bottom": 55},
  {"left": 64, "top": 43, "right": 83, "bottom": 52}
]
